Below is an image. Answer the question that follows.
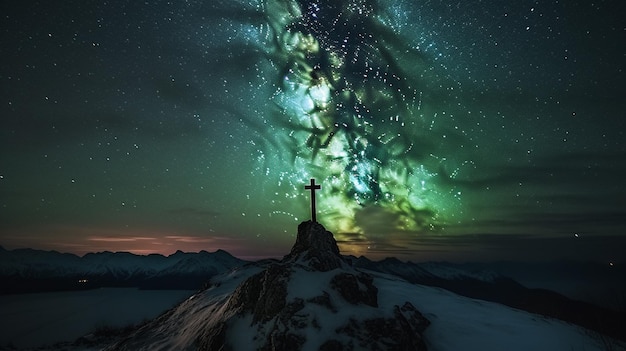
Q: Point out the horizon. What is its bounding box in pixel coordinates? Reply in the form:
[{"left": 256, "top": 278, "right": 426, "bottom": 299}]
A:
[
  {"left": 2, "top": 226, "right": 625, "bottom": 264},
  {"left": 1, "top": 1, "right": 625, "bottom": 264},
  {"left": 2, "top": 242, "right": 625, "bottom": 265}
]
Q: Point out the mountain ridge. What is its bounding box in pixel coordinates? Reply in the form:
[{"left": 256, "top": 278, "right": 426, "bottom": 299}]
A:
[
  {"left": 0, "top": 247, "right": 246, "bottom": 293},
  {"left": 2, "top": 232, "right": 625, "bottom": 342},
  {"left": 106, "top": 221, "right": 431, "bottom": 351},
  {"left": 101, "top": 222, "right": 618, "bottom": 351}
]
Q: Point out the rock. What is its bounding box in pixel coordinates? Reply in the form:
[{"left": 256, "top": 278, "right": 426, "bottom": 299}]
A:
[
  {"left": 307, "top": 291, "right": 336, "bottom": 312},
  {"left": 397, "top": 301, "right": 431, "bottom": 333},
  {"left": 197, "top": 322, "right": 227, "bottom": 351},
  {"left": 260, "top": 299, "right": 307, "bottom": 351},
  {"left": 106, "top": 222, "right": 430, "bottom": 351},
  {"left": 282, "top": 220, "right": 345, "bottom": 271},
  {"left": 330, "top": 272, "right": 378, "bottom": 307},
  {"left": 226, "top": 264, "right": 290, "bottom": 323},
  {"left": 337, "top": 301, "right": 430, "bottom": 351}
]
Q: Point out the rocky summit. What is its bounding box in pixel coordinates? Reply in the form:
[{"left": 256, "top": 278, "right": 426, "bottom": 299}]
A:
[
  {"left": 197, "top": 220, "right": 430, "bottom": 350},
  {"left": 107, "top": 221, "right": 430, "bottom": 351},
  {"left": 282, "top": 220, "right": 346, "bottom": 271}
]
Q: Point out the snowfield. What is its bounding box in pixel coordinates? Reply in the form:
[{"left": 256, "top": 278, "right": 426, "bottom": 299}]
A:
[
  {"left": 2, "top": 221, "right": 623, "bottom": 351},
  {"left": 371, "top": 270, "right": 609, "bottom": 351},
  {"left": 99, "top": 264, "right": 619, "bottom": 351}
]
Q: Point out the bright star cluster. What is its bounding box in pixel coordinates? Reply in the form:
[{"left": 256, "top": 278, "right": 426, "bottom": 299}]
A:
[{"left": 249, "top": 0, "right": 465, "bottom": 238}]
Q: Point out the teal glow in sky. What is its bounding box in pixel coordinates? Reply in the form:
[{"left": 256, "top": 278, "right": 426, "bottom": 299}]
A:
[{"left": 1, "top": 0, "right": 625, "bottom": 261}]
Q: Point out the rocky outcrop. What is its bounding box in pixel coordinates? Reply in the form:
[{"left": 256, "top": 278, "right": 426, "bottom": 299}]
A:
[
  {"left": 283, "top": 220, "right": 346, "bottom": 271},
  {"left": 330, "top": 272, "right": 378, "bottom": 307},
  {"left": 225, "top": 264, "right": 290, "bottom": 323},
  {"left": 111, "top": 221, "right": 430, "bottom": 351},
  {"left": 334, "top": 302, "right": 430, "bottom": 351}
]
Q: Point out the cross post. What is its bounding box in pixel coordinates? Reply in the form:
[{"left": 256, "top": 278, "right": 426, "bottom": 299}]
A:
[{"left": 305, "top": 178, "right": 321, "bottom": 222}]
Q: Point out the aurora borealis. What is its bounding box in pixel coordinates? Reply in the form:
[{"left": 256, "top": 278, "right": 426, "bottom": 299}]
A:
[{"left": 1, "top": 0, "right": 625, "bottom": 261}]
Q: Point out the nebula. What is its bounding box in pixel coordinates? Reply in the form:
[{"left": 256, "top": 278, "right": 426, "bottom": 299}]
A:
[
  {"left": 3, "top": 0, "right": 621, "bottom": 261},
  {"left": 247, "top": 0, "right": 463, "bottom": 236}
]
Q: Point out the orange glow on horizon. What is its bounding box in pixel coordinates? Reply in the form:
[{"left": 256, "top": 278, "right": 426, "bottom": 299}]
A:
[{"left": 0, "top": 224, "right": 266, "bottom": 257}]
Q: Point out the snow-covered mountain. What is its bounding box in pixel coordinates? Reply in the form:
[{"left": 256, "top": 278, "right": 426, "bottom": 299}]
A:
[
  {"left": 101, "top": 222, "right": 621, "bottom": 351},
  {"left": 0, "top": 246, "right": 246, "bottom": 293},
  {"left": 0, "top": 245, "right": 501, "bottom": 294},
  {"left": 351, "top": 255, "right": 626, "bottom": 342}
]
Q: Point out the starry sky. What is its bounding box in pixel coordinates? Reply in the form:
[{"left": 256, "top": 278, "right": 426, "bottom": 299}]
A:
[{"left": 1, "top": 0, "right": 625, "bottom": 262}]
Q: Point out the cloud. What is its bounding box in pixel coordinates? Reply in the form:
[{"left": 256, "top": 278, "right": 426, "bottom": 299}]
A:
[
  {"left": 164, "top": 235, "right": 215, "bottom": 243},
  {"left": 337, "top": 229, "right": 626, "bottom": 262},
  {"left": 168, "top": 207, "right": 220, "bottom": 217},
  {"left": 442, "top": 151, "right": 626, "bottom": 191},
  {"left": 353, "top": 205, "right": 438, "bottom": 236},
  {"left": 335, "top": 232, "right": 369, "bottom": 244},
  {"left": 457, "top": 210, "right": 626, "bottom": 236},
  {"left": 88, "top": 236, "right": 155, "bottom": 242}
]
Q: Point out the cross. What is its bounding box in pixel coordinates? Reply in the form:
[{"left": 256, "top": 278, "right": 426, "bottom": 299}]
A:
[{"left": 304, "top": 178, "right": 321, "bottom": 222}]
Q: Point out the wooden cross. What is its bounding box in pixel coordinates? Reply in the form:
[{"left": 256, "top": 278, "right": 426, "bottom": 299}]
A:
[{"left": 305, "top": 178, "right": 321, "bottom": 222}]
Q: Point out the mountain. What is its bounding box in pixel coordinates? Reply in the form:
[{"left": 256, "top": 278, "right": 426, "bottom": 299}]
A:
[
  {"left": 441, "top": 260, "right": 626, "bottom": 310},
  {"left": 0, "top": 247, "right": 247, "bottom": 293},
  {"left": 102, "top": 222, "right": 617, "bottom": 351},
  {"left": 351, "top": 256, "right": 626, "bottom": 342},
  {"left": 2, "top": 231, "right": 625, "bottom": 348}
]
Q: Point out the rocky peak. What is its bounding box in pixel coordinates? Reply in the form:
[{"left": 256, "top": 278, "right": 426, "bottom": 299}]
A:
[
  {"left": 282, "top": 221, "right": 345, "bottom": 271},
  {"left": 107, "top": 222, "right": 430, "bottom": 351}
]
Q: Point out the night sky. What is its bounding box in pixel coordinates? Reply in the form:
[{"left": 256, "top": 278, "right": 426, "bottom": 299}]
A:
[{"left": 1, "top": 0, "right": 625, "bottom": 262}]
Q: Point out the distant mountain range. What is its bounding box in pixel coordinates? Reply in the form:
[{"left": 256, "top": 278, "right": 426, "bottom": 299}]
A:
[
  {"left": 1, "top": 242, "right": 625, "bottom": 343},
  {"left": 0, "top": 245, "right": 516, "bottom": 294},
  {"left": 103, "top": 222, "right": 624, "bottom": 350},
  {"left": 0, "top": 245, "right": 246, "bottom": 292}
]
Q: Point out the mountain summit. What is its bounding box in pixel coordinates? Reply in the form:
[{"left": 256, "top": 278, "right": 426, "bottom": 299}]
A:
[
  {"left": 107, "top": 221, "right": 430, "bottom": 351},
  {"left": 104, "top": 222, "right": 614, "bottom": 351},
  {"left": 282, "top": 220, "right": 345, "bottom": 271}
]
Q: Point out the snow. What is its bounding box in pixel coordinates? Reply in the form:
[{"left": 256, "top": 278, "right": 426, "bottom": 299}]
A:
[
  {"left": 418, "top": 262, "right": 500, "bottom": 282},
  {"left": 285, "top": 266, "right": 611, "bottom": 351},
  {"left": 278, "top": 267, "right": 396, "bottom": 350},
  {"left": 286, "top": 267, "right": 337, "bottom": 302},
  {"left": 226, "top": 314, "right": 258, "bottom": 351},
  {"left": 92, "top": 262, "right": 621, "bottom": 351},
  {"left": 371, "top": 271, "right": 609, "bottom": 351},
  {"left": 101, "top": 265, "right": 264, "bottom": 351},
  {"left": 14, "top": 260, "right": 618, "bottom": 350}
]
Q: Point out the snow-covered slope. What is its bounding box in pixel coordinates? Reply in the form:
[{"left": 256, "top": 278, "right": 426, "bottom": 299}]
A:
[
  {"left": 352, "top": 255, "right": 626, "bottom": 342},
  {"left": 103, "top": 222, "right": 618, "bottom": 351},
  {"left": 350, "top": 256, "right": 502, "bottom": 283},
  {"left": 376, "top": 273, "right": 612, "bottom": 351}
]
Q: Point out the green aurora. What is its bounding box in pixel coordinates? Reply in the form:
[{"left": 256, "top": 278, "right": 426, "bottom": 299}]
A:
[{"left": 1, "top": 0, "right": 625, "bottom": 261}]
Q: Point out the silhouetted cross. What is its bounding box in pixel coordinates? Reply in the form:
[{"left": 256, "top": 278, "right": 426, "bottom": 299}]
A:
[{"left": 305, "top": 178, "right": 321, "bottom": 222}]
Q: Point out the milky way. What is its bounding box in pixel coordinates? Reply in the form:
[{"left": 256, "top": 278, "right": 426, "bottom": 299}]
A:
[
  {"left": 1, "top": 0, "right": 625, "bottom": 260},
  {"left": 238, "top": 0, "right": 468, "bottom": 240}
]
